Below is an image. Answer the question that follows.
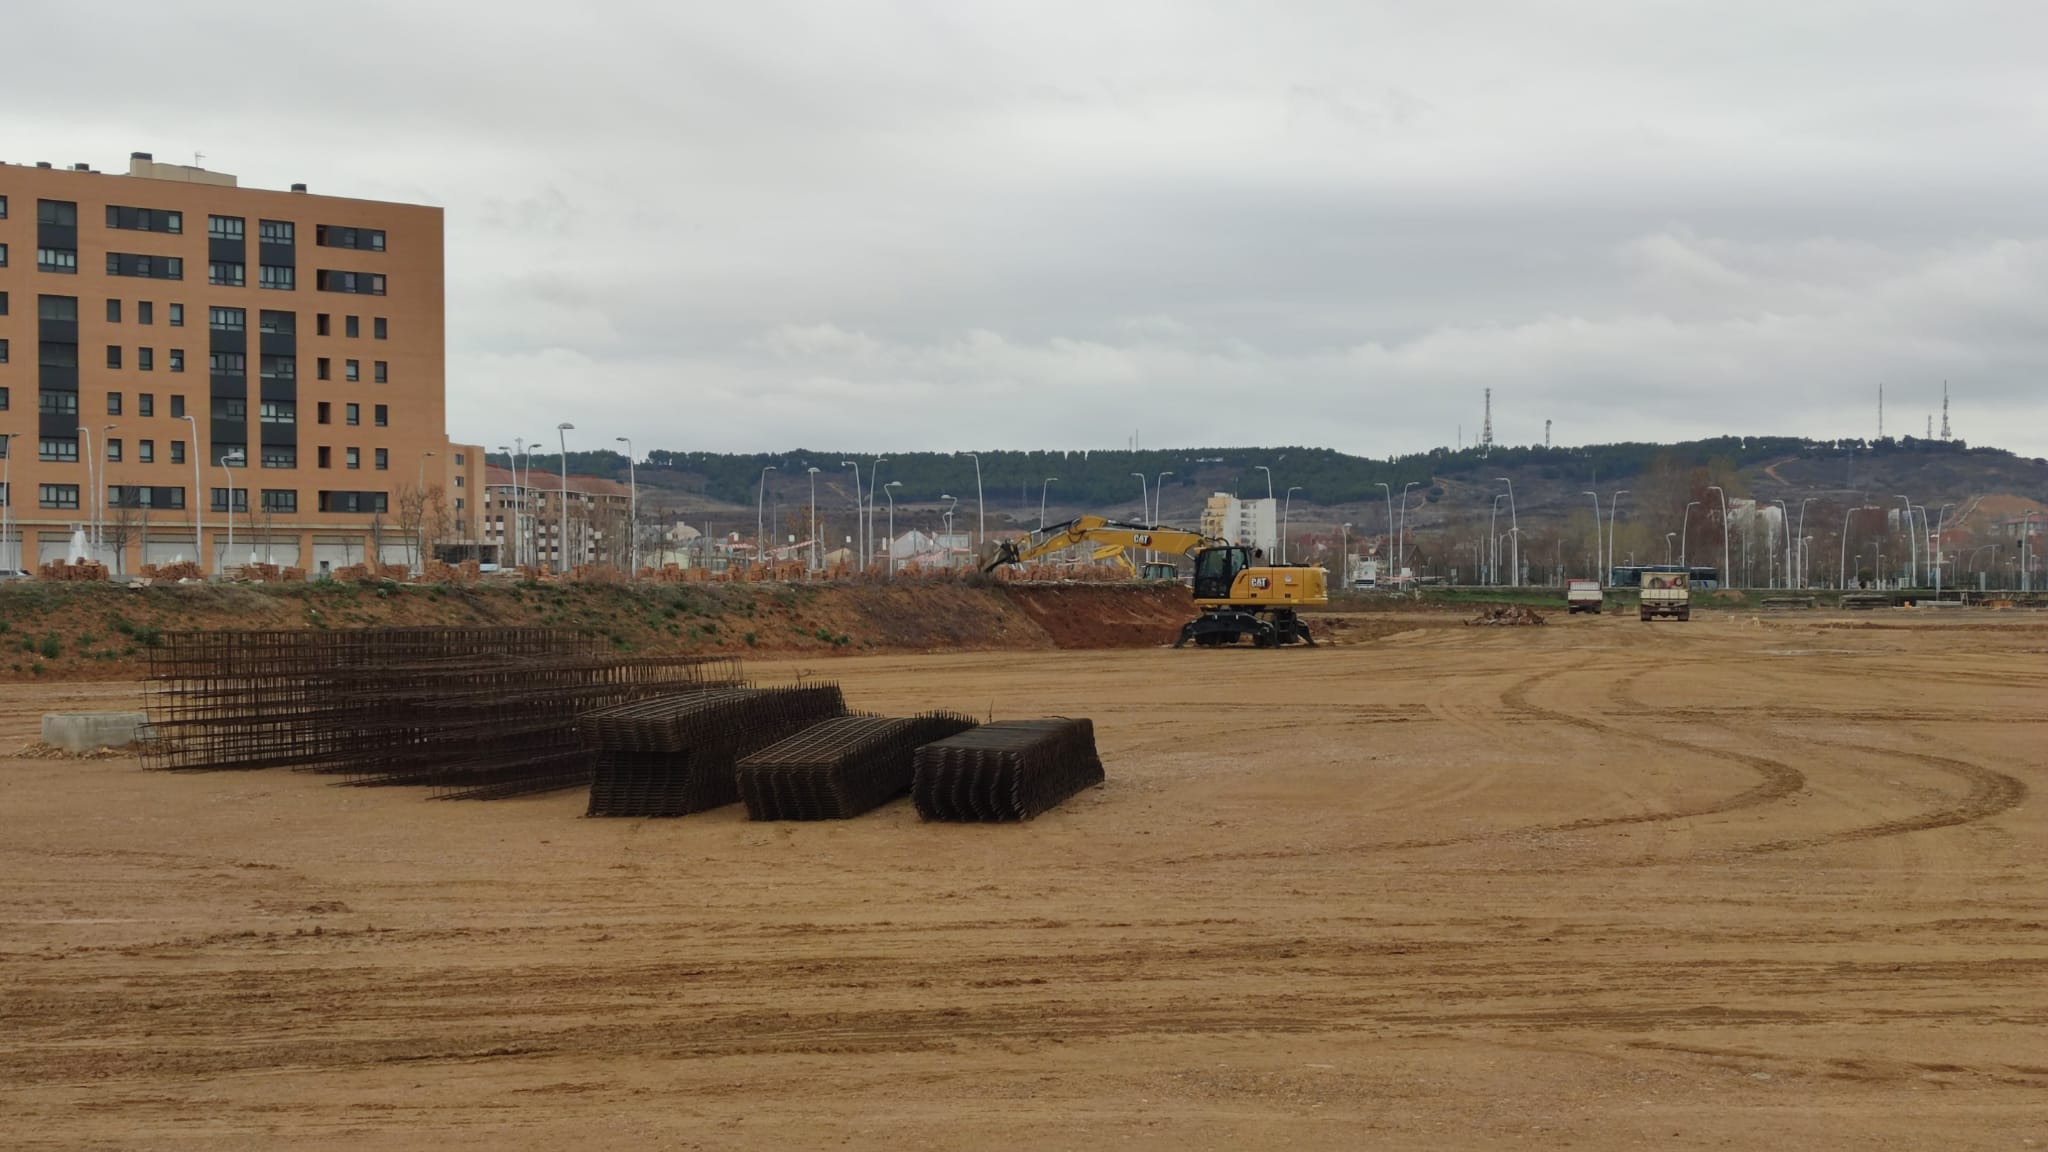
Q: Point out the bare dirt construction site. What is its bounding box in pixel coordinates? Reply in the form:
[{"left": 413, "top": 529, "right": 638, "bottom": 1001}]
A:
[{"left": 2, "top": 610, "right": 2044, "bottom": 1149}]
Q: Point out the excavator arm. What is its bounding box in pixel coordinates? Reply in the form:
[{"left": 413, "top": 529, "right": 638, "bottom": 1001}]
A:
[{"left": 984, "top": 516, "right": 1219, "bottom": 572}]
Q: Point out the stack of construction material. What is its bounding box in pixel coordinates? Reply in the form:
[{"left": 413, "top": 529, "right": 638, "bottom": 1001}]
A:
[
  {"left": 141, "top": 628, "right": 743, "bottom": 799},
  {"left": 585, "top": 685, "right": 848, "bottom": 817},
  {"left": 911, "top": 719, "right": 1104, "bottom": 822},
  {"left": 736, "top": 712, "right": 979, "bottom": 821}
]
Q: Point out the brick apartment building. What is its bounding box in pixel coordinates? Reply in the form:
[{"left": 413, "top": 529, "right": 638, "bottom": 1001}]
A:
[{"left": 0, "top": 151, "right": 481, "bottom": 574}]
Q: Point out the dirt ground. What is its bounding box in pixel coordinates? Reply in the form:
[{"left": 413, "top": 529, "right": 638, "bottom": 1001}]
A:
[{"left": 2, "top": 611, "right": 2044, "bottom": 1149}]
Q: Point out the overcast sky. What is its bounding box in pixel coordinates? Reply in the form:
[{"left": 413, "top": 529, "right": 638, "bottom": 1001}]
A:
[{"left": 8, "top": 1, "right": 2046, "bottom": 457}]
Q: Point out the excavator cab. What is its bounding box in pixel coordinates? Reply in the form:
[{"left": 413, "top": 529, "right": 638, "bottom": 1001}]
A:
[{"left": 1192, "top": 546, "right": 1252, "bottom": 600}]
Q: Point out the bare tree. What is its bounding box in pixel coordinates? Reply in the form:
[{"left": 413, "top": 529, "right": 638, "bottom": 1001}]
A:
[
  {"left": 367, "top": 513, "right": 388, "bottom": 570},
  {"left": 103, "top": 502, "right": 139, "bottom": 575}
]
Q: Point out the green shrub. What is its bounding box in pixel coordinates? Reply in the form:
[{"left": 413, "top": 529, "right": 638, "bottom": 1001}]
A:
[{"left": 39, "top": 633, "right": 61, "bottom": 660}]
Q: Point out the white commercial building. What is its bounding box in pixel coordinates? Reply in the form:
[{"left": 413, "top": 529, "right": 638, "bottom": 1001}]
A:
[{"left": 1201, "top": 494, "right": 1278, "bottom": 557}]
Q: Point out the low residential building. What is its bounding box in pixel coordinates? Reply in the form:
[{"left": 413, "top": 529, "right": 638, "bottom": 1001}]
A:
[{"left": 481, "top": 465, "right": 634, "bottom": 569}]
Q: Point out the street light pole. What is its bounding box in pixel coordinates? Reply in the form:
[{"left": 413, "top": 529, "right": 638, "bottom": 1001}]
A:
[
  {"left": 1581, "top": 491, "right": 1603, "bottom": 582},
  {"left": 220, "top": 448, "right": 245, "bottom": 569},
  {"left": 556, "top": 423, "right": 574, "bottom": 574},
  {"left": 180, "top": 415, "right": 204, "bottom": 574},
  {"left": 756, "top": 465, "right": 776, "bottom": 569},
  {"left": 1665, "top": 532, "right": 1677, "bottom": 566},
  {"left": 867, "top": 456, "right": 886, "bottom": 572},
  {"left": 74, "top": 424, "right": 95, "bottom": 554},
  {"left": 1795, "top": 497, "right": 1816, "bottom": 588},
  {"left": 1608, "top": 490, "right": 1629, "bottom": 581},
  {"left": 1839, "top": 505, "right": 1876, "bottom": 590},
  {"left": 806, "top": 466, "right": 821, "bottom": 572},
  {"left": 1707, "top": 485, "right": 1731, "bottom": 588},
  {"left": 884, "top": 481, "right": 901, "bottom": 576},
  {"left": 0, "top": 434, "right": 19, "bottom": 573},
  {"left": 1376, "top": 482, "right": 1393, "bottom": 575},
  {"left": 1255, "top": 465, "right": 1274, "bottom": 501},
  {"left": 962, "top": 452, "right": 984, "bottom": 550},
  {"left": 1681, "top": 500, "right": 1699, "bottom": 569},
  {"left": 1040, "top": 477, "right": 1058, "bottom": 531},
  {"left": 616, "top": 437, "right": 637, "bottom": 576},
  {"left": 415, "top": 450, "right": 436, "bottom": 574},
  {"left": 842, "top": 461, "right": 863, "bottom": 570},
  {"left": 100, "top": 422, "right": 119, "bottom": 558},
  {"left": 1154, "top": 471, "right": 1173, "bottom": 524},
  {"left": 1340, "top": 522, "right": 1351, "bottom": 585},
  {"left": 1495, "top": 477, "right": 1517, "bottom": 586},
  {"left": 1398, "top": 481, "right": 1419, "bottom": 575},
  {"left": 1894, "top": 494, "right": 1916, "bottom": 587},
  {"left": 1282, "top": 486, "right": 1301, "bottom": 564}
]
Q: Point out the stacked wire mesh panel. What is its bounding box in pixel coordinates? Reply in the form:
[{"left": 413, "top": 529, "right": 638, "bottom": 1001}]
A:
[
  {"left": 735, "top": 712, "right": 980, "bottom": 820},
  {"left": 141, "top": 628, "right": 744, "bottom": 799},
  {"left": 584, "top": 684, "right": 848, "bottom": 817},
  {"left": 911, "top": 719, "right": 1105, "bottom": 822}
]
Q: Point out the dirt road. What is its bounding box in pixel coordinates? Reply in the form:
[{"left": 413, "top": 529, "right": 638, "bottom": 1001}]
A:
[{"left": 2, "top": 612, "right": 2044, "bottom": 1149}]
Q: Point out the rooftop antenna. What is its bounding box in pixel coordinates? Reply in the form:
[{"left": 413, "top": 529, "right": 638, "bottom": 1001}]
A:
[
  {"left": 1544, "top": 418, "right": 1552, "bottom": 449},
  {"left": 193, "top": 151, "right": 205, "bottom": 167},
  {"left": 1481, "top": 388, "right": 1493, "bottom": 458},
  {"left": 1941, "top": 382, "right": 1951, "bottom": 441}
]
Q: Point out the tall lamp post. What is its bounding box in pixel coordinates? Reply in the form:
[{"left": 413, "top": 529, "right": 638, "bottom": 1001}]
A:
[
  {"left": 100, "top": 422, "right": 119, "bottom": 560},
  {"left": 866, "top": 456, "right": 886, "bottom": 572},
  {"left": 1039, "top": 477, "right": 1058, "bottom": 531},
  {"left": 180, "top": 415, "right": 204, "bottom": 574},
  {"left": 1894, "top": 494, "right": 1916, "bottom": 587},
  {"left": 616, "top": 437, "right": 637, "bottom": 576},
  {"left": 842, "top": 461, "right": 864, "bottom": 570},
  {"left": 220, "top": 448, "right": 245, "bottom": 570},
  {"left": 1154, "top": 470, "right": 1173, "bottom": 524},
  {"left": 0, "top": 433, "right": 19, "bottom": 573},
  {"left": 522, "top": 437, "right": 543, "bottom": 566},
  {"left": 1398, "top": 481, "right": 1419, "bottom": 575},
  {"left": 1255, "top": 464, "right": 1274, "bottom": 501},
  {"left": 1376, "top": 482, "right": 1393, "bottom": 574},
  {"left": 1340, "top": 522, "right": 1351, "bottom": 586},
  {"left": 961, "top": 452, "right": 984, "bottom": 549},
  {"left": 75, "top": 424, "right": 96, "bottom": 553},
  {"left": 1490, "top": 494, "right": 1505, "bottom": 584},
  {"left": 1607, "top": 489, "right": 1630, "bottom": 581},
  {"left": 415, "top": 450, "right": 437, "bottom": 574},
  {"left": 497, "top": 445, "right": 517, "bottom": 569},
  {"left": 1495, "top": 477, "right": 1518, "bottom": 586},
  {"left": 883, "top": 481, "right": 901, "bottom": 576},
  {"left": 1665, "top": 532, "right": 1677, "bottom": 566},
  {"left": 1281, "top": 486, "right": 1302, "bottom": 564},
  {"left": 1839, "top": 505, "right": 1876, "bottom": 590},
  {"left": 806, "top": 466, "right": 821, "bottom": 572},
  {"left": 1795, "top": 497, "right": 1816, "bottom": 588},
  {"left": 1581, "top": 491, "right": 1603, "bottom": 583},
  {"left": 756, "top": 465, "right": 777, "bottom": 569},
  {"left": 1680, "top": 500, "right": 1699, "bottom": 569},
  {"left": 555, "top": 423, "right": 573, "bottom": 574},
  {"left": 1707, "top": 485, "right": 1731, "bottom": 588}
]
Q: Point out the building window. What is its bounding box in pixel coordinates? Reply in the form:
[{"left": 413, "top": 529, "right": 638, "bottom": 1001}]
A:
[
  {"left": 261, "top": 447, "right": 296, "bottom": 470},
  {"left": 373, "top": 404, "right": 387, "bottom": 427},
  {"left": 0, "top": 195, "right": 6, "bottom": 218},
  {"left": 139, "top": 439, "right": 155, "bottom": 463},
  {"left": 138, "top": 347, "right": 153, "bottom": 371},
  {"left": 454, "top": 453, "right": 466, "bottom": 466},
  {"left": 107, "top": 206, "right": 182, "bottom": 233},
  {"left": 0, "top": 338, "right": 7, "bottom": 363},
  {"left": 345, "top": 359, "right": 359, "bottom": 382},
  {"left": 316, "top": 226, "right": 386, "bottom": 251},
  {"left": 316, "top": 313, "right": 330, "bottom": 336},
  {"left": 107, "top": 254, "right": 185, "bottom": 280},
  {"left": 258, "top": 220, "right": 294, "bottom": 245},
  {"left": 259, "top": 310, "right": 295, "bottom": 335},
  {"left": 37, "top": 200, "right": 78, "bottom": 225},
  {"left": 317, "top": 401, "right": 331, "bottom": 425},
  {"left": 171, "top": 440, "right": 185, "bottom": 464},
  {"left": 0, "top": 290, "right": 8, "bottom": 314},
  {"left": 0, "top": 243, "right": 7, "bottom": 267},
  {"left": 106, "top": 438, "right": 122, "bottom": 462},
  {"left": 373, "top": 317, "right": 388, "bottom": 340},
  {"left": 139, "top": 392, "right": 154, "bottom": 416},
  {"left": 209, "top": 352, "right": 247, "bottom": 377},
  {"left": 454, "top": 475, "right": 464, "bottom": 488},
  {"left": 260, "top": 355, "right": 296, "bottom": 380},
  {"left": 216, "top": 398, "right": 248, "bottom": 423},
  {"left": 211, "top": 487, "right": 249, "bottom": 512},
  {"left": 258, "top": 265, "right": 294, "bottom": 290},
  {"left": 108, "top": 392, "right": 123, "bottom": 415},
  {"left": 375, "top": 448, "right": 388, "bottom": 470},
  {"left": 39, "top": 391, "right": 78, "bottom": 416},
  {"left": 40, "top": 439, "right": 80, "bottom": 462},
  {"left": 138, "top": 301, "right": 153, "bottom": 325},
  {"left": 315, "top": 270, "right": 387, "bottom": 295},
  {"left": 38, "top": 295, "right": 78, "bottom": 321},
  {"left": 317, "top": 357, "right": 330, "bottom": 380},
  {"left": 209, "top": 262, "right": 246, "bottom": 287},
  {"left": 260, "top": 400, "right": 296, "bottom": 424},
  {"left": 107, "top": 345, "right": 122, "bottom": 369},
  {"left": 169, "top": 349, "right": 185, "bottom": 373},
  {"left": 0, "top": 387, "right": 8, "bottom": 410},
  {"left": 345, "top": 402, "right": 359, "bottom": 426},
  {"left": 210, "top": 307, "right": 245, "bottom": 331},
  {"left": 170, "top": 394, "right": 186, "bottom": 418},
  {"left": 345, "top": 315, "right": 359, "bottom": 338},
  {"left": 38, "top": 248, "right": 79, "bottom": 273},
  {"left": 169, "top": 303, "right": 184, "bottom": 327},
  {"left": 261, "top": 489, "right": 298, "bottom": 513},
  {"left": 346, "top": 447, "right": 361, "bottom": 470},
  {"left": 208, "top": 216, "right": 245, "bottom": 240},
  {"left": 107, "top": 299, "right": 123, "bottom": 322},
  {"left": 40, "top": 484, "right": 81, "bottom": 510},
  {"left": 318, "top": 446, "right": 331, "bottom": 468},
  {"left": 374, "top": 360, "right": 388, "bottom": 383}
]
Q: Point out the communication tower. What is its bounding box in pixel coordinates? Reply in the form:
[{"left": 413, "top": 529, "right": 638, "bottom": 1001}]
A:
[
  {"left": 1941, "top": 382, "right": 1951, "bottom": 441},
  {"left": 1481, "top": 389, "right": 1493, "bottom": 457}
]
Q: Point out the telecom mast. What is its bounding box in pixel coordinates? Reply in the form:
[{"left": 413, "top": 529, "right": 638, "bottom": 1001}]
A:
[
  {"left": 1481, "top": 389, "right": 1494, "bottom": 457},
  {"left": 1544, "top": 419, "right": 1552, "bottom": 449},
  {"left": 1941, "top": 382, "right": 1951, "bottom": 441}
]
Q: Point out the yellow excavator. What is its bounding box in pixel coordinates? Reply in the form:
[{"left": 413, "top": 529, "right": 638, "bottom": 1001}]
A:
[{"left": 984, "top": 516, "right": 1326, "bottom": 647}]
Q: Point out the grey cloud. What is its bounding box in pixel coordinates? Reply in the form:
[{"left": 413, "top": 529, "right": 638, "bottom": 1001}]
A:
[{"left": 5, "top": 1, "right": 2046, "bottom": 457}]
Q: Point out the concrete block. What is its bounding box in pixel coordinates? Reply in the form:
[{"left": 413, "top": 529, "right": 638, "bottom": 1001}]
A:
[{"left": 41, "top": 712, "right": 152, "bottom": 753}]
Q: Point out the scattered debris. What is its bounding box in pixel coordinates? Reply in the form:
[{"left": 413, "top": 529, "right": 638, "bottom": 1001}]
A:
[{"left": 1467, "top": 605, "right": 1546, "bottom": 626}]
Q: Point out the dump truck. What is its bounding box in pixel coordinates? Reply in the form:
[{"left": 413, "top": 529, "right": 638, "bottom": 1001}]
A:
[
  {"left": 1639, "top": 570, "right": 1691, "bottom": 621},
  {"left": 1567, "top": 580, "right": 1604, "bottom": 614}
]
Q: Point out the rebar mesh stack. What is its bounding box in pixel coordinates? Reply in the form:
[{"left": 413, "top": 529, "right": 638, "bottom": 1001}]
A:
[
  {"left": 736, "top": 712, "right": 980, "bottom": 821},
  {"left": 911, "top": 719, "right": 1105, "bottom": 822},
  {"left": 141, "top": 628, "right": 744, "bottom": 799},
  {"left": 585, "top": 684, "right": 849, "bottom": 817}
]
